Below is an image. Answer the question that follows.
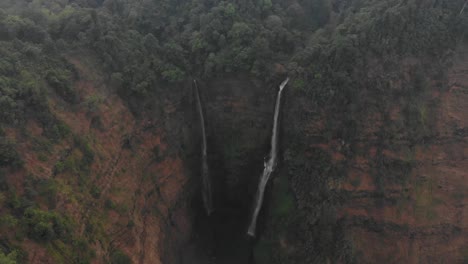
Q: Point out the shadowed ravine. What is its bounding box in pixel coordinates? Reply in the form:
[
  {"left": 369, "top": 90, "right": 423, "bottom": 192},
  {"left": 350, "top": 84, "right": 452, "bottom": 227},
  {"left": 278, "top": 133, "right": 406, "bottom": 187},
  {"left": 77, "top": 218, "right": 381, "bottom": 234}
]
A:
[{"left": 187, "top": 77, "right": 289, "bottom": 264}]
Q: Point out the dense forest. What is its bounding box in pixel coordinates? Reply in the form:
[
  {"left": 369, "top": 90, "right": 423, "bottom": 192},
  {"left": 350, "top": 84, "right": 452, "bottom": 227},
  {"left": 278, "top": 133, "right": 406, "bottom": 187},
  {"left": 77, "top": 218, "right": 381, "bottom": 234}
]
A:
[
  {"left": 0, "top": 0, "right": 467, "bottom": 263},
  {"left": 0, "top": 0, "right": 466, "bottom": 120}
]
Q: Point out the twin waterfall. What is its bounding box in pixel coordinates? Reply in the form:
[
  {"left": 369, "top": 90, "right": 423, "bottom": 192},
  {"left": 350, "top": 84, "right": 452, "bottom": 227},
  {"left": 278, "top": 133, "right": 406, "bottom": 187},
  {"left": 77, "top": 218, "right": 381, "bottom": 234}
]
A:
[
  {"left": 193, "top": 77, "right": 289, "bottom": 234},
  {"left": 194, "top": 80, "right": 213, "bottom": 215},
  {"left": 247, "top": 78, "right": 289, "bottom": 236}
]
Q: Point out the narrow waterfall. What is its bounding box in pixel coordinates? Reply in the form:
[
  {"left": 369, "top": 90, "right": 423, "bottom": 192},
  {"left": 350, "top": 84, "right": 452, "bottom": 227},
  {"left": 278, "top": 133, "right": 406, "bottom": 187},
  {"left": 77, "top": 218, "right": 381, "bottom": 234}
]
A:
[
  {"left": 194, "top": 80, "right": 213, "bottom": 215},
  {"left": 247, "top": 78, "right": 289, "bottom": 236}
]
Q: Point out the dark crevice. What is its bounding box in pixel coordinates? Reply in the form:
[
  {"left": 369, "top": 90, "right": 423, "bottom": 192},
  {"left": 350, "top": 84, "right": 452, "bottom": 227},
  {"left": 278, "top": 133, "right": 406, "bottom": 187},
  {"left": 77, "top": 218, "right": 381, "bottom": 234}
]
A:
[{"left": 181, "top": 77, "right": 287, "bottom": 264}]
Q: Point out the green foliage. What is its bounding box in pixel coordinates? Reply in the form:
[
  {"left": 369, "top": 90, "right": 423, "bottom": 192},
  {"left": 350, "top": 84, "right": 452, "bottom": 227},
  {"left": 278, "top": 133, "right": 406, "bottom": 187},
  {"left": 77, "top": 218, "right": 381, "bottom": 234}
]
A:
[
  {"left": 104, "top": 198, "right": 116, "bottom": 210},
  {"left": 0, "top": 15, "right": 46, "bottom": 43},
  {"left": 110, "top": 72, "right": 123, "bottom": 89},
  {"left": 306, "top": 0, "right": 332, "bottom": 27},
  {"left": 0, "top": 138, "right": 22, "bottom": 168},
  {"left": 291, "top": 78, "right": 305, "bottom": 92},
  {"left": 47, "top": 121, "right": 71, "bottom": 142},
  {"left": 229, "top": 22, "right": 254, "bottom": 44},
  {"left": 161, "top": 66, "right": 186, "bottom": 83},
  {"left": 126, "top": 220, "right": 135, "bottom": 229},
  {"left": 37, "top": 153, "right": 48, "bottom": 162},
  {"left": 0, "top": 191, "right": 5, "bottom": 205},
  {"left": 0, "top": 0, "right": 465, "bottom": 102},
  {"left": 0, "top": 17, "right": 71, "bottom": 132},
  {"left": 271, "top": 175, "right": 295, "bottom": 217},
  {"left": 45, "top": 69, "right": 77, "bottom": 103},
  {"left": 0, "top": 250, "right": 17, "bottom": 264},
  {"left": 190, "top": 31, "right": 208, "bottom": 52},
  {"left": 84, "top": 94, "right": 102, "bottom": 113},
  {"left": 74, "top": 136, "right": 94, "bottom": 168},
  {"left": 54, "top": 161, "right": 65, "bottom": 174},
  {"left": 0, "top": 50, "right": 46, "bottom": 124},
  {"left": 36, "top": 178, "right": 58, "bottom": 208},
  {"left": 54, "top": 136, "right": 94, "bottom": 178},
  {"left": 0, "top": 214, "right": 18, "bottom": 228},
  {"left": 110, "top": 249, "right": 131, "bottom": 264},
  {"left": 31, "top": 137, "right": 53, "bottom": 153},
  {"left": 90, "top": 185, "right": 101, "bottom": 199},
  {"left": 71, "top": 237, "right": 95, "bottom": 264},
  {"left": 23, "top": 207, "right": 72, "bottom": 242},
  {"left": 258, "top": 0, "right": 272, "bottom": 11},
  {"left": 6, "top": 191, "right": 21, "bottom": 210}
]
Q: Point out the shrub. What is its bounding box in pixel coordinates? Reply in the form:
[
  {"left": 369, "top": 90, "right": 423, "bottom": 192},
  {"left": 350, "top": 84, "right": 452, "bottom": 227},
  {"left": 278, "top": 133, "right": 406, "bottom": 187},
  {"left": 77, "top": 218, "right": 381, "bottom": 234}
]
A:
[
  {"left": 110, "top": 249, "right": 131, "bottom": 264},
  {"left": 45, "top": 121, "right": 71, "bottom": 142},
  {"left": 23, "top": 208, "right": 71, "bottom": 242},
  {"left": 0, "top": 214, "right": 17, "bottom": 228},
  {"left": 104, "top": 199, "right": 116, "bottom": 210},
  {"left": 0, "top": 250, "right": 17, "bottom": 264},
  {"left": 291, "top": 78, "right": 306, "bottom": 92},
  {"left": 73, "top": 136, "right": 94, "bottom": 168},
  {"left": 90, "top": 185, "right": 101, "bottom": 199},
  {"left": 45, "top": 70, "right": 77, "bottom": 103},
  {"left": 37, "top": 153, "right": 48, "bottom": 162},
  {"left": 0, "top": 138, "right": 22, "bottom": 168},
  {"left": 34, "top": 178, "right": 58, "bottom": 208},
  {"left": 161, "top": 66, "right": 186, "bottom": 82},
  {"left": 54, "top": 161, "right": 65, "bottom": 174},
  {"left": 31, "top": 221, "right": 55, "bottom": 241},
  {"left": 0, "top": 169, "right": 7, "bottom": 191}
]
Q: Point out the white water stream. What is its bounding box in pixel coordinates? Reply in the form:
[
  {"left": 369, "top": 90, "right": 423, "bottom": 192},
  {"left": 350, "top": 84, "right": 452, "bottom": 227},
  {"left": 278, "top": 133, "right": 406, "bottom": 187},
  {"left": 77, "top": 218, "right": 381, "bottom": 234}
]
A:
[
  {"left": 247, "top": 78, "right": 289, "bottom": 236},
  {"left": 194, "top": 80, "right": 213, "bottom": 215}
]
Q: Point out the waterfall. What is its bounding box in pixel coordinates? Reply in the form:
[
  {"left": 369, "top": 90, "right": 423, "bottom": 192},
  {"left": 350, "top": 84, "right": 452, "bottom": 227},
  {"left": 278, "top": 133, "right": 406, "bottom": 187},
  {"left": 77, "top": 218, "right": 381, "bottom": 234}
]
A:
[
  {"left": 194, "top": 80, "right": 213, "bottom": 215},
  {"left": 247, "top": 78, "right": 289, "bottom": 236}
]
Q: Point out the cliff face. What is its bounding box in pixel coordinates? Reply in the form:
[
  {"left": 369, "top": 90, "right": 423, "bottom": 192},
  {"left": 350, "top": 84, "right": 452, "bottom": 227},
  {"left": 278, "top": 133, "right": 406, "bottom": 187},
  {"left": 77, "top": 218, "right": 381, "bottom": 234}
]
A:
[
  {"left": 334, "top": 45, "right": 468, "bottom": 263},
  {"left": 1, "top": 56, "right": 195, "bottom": 263},
  {"left": 0, "top": 56, "right": 283, "bottom": 263},
  {"left": 254, "top": 46, "right": 468, "bottom": 263},
  {"left": 1, "top": 45, "right": 467, "bottom": 263}
]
